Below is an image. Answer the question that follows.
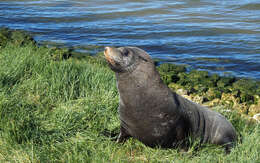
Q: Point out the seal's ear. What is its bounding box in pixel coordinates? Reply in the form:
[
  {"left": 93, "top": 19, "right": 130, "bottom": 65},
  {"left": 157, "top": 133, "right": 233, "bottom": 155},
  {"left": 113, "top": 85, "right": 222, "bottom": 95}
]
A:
[{"left": 138, "top": 55, "right": 148, "bottom": 62}]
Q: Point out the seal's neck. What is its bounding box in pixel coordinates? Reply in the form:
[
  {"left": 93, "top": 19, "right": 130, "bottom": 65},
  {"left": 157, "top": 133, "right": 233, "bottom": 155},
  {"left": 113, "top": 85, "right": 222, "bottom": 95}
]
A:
[
  {"left": 115, "top": 63, "right": 170, "bottom": 109},
  {"left": 116, "top": 62, "right": 162, "bottom": 89}
]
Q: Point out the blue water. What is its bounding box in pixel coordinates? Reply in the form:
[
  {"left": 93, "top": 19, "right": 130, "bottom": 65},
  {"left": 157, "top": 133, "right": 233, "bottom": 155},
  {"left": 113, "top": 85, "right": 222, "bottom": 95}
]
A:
[{"left": 0, "top": 0, "right": 260, "bottom": 79}]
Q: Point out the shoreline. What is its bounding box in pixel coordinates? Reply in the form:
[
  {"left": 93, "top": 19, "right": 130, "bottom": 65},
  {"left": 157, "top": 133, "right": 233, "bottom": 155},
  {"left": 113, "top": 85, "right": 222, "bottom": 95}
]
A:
[
  {"left": 157, "top": 63, "right": 260, "bottom": 121},
  {"left": 0, "top": 27, "right": 259, "bottom": 162},
  {"left": 1, "top": 27, "right": 259, "bottom": 121}
]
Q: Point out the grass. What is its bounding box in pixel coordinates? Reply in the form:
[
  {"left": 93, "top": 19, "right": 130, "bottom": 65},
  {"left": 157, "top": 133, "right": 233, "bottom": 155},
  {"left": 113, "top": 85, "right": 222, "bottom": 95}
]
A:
[{"left": 0, "top": 39, "right": 259, "bottom": 162}]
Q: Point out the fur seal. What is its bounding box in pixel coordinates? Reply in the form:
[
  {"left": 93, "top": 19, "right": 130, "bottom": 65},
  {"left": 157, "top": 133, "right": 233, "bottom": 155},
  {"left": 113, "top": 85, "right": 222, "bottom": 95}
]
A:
[{"left": 104, "top": 46, "right": 237, "bottom": 153}]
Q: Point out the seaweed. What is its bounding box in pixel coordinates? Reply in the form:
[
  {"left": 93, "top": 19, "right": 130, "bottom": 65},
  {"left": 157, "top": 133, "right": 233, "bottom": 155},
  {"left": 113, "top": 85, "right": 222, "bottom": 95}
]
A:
[
  {"left": 157, "top": 63, "right": 187, "bottom": 73},
  {"left": 157, "top": 63, "right": 187, "bottom": 85},
  {"left": 0, "top": 27, "right": 35, "bottom": 48},
  {"left": 49, "top": 47, "right": 72, "bottom": 61},
  {"left": 156, "top": 63, "right": 260, "bottom": 113}
]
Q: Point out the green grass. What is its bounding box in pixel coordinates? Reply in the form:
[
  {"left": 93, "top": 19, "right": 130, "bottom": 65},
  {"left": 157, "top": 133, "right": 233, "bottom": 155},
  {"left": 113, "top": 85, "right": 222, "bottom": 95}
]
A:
[{"left": 0, "top": 42, "right": 259, "bottom": 162}]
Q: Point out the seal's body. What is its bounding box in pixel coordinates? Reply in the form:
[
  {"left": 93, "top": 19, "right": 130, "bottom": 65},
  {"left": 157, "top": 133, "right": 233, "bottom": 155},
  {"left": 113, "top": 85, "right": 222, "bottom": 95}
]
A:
[{"left": 104, "top": 46, "right": 237, "bottom": 153}]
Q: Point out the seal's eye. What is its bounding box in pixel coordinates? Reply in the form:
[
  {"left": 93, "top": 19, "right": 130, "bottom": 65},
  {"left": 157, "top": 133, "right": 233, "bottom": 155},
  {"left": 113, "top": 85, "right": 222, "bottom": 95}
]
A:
[{"left": 122, "top": 49, "right": 129, "bottom": 56}]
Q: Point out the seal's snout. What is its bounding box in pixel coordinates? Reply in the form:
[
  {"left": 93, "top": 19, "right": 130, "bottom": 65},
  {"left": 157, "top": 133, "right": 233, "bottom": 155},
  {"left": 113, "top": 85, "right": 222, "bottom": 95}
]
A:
[
  {"left": 104, "top": 46, "right": 111, "bottom": 58},
  {"left": 104, "top": 46, "right": 115, "bottom": 65},
  {"left": 104, "top": 47, "right": 110, "bottom": 54}
]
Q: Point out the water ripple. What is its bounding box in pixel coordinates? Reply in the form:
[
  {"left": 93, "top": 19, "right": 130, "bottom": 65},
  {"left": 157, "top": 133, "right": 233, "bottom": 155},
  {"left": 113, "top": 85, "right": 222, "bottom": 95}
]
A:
[{"left": 0, "top": 0, "right": 259, "bottom": 79}]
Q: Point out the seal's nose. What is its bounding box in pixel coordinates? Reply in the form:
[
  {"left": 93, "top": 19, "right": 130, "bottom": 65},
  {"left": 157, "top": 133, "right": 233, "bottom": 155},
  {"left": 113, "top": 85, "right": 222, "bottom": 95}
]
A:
[
  {"left": 104, "top": 46, "right": 115, "bottom": 65},
  {"left": 104, "top": 47, "right": 110, "bottom": 54}
]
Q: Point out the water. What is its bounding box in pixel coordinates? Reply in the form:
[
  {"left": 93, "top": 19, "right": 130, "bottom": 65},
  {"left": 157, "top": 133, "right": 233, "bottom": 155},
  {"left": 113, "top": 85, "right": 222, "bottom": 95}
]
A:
[{"left": 0, "top": 0, "right": 260, "bottom": 79}]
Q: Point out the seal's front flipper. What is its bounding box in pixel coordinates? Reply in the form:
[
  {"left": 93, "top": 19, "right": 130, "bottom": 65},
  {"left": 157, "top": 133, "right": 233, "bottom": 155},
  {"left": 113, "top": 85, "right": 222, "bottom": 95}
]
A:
[
  {"left": 224, "top": 142, "right": 236, "bottom": 154},
  {"left": 116, "top": 126, "right": 131, "bottom": 143}
]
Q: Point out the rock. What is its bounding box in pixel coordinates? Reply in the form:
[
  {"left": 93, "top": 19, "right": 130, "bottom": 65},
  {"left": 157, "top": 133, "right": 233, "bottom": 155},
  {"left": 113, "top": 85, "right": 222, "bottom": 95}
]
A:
[
  {"left": 193, "top": 84, "right": 208, "bottom": 94},
  {"left": 248, "top": 99, "right": 260, "bottom": 115},
  {"left": 182, "top": 95, "right": 192, "bottom": 101},
  {"left": 192, "top": 95, "right": 208, "bottom": 104},
  {"left": 159, "top": 71, "right": 178, "bottom": 85},
  {"left": 221, "top": 93, "right": 233, "bottom": 103},
  {"left": 204, "top": 98, "right": 221, "bottom": 107},
  {"left": 232, "top": 79, "right": 258, "bottom": 104},
  {"left": 255, "top": 95, "right": 260, "bottom": 101},
  {"left": 209, "top": 74, "right": 220, "bottom": 86},
  {"left": 177, "top": 72, "right": 189, "bottom": 86},
  {"left": 238, "top": 104, "right": 249, "bottom": 115},
  {"left": 240, "top": 93, "right": 254, "bottom": 104},
  {"left": 176, "top": 89, "right": 188, "bottom": 95},
  {"left": 221, "top": 93, "right": 242, "bottom": 106},
  {"left": 206, "top": 88, "right": 222, "bottom": 101},
  {"left": 168, "top": 83, "right": 182, "bottom": 91},
  {"left": 217, "top": 77, "right": 236, "bottom": 88},
  {"left": 233, "top": 79, "right": 258, "bottom": 95},
  {"left": 157, "top": 63, "right": 187, "bottom": 85}
]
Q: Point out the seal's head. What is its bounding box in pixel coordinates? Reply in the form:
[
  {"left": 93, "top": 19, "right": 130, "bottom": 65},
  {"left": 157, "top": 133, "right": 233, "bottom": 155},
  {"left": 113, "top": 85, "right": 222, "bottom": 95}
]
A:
[{"left": 104, "top": 47, "right": 153, "bottom": 73}]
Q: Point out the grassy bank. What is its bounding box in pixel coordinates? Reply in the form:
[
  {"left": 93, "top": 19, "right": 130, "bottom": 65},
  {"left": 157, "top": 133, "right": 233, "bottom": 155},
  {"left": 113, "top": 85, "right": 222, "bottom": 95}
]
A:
[{"left": 0, "top": 28, "right": 259, "bottom": 162}]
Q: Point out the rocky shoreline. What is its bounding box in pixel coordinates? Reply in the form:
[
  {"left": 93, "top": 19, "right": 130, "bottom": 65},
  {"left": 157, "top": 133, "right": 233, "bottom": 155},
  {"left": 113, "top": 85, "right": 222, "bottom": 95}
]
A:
[
  {"left": 1, "top": 27, "right": 259, "bottom": 122},
  {"left": 157, "top": 63, "right": 260, "bottom": 122}
]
